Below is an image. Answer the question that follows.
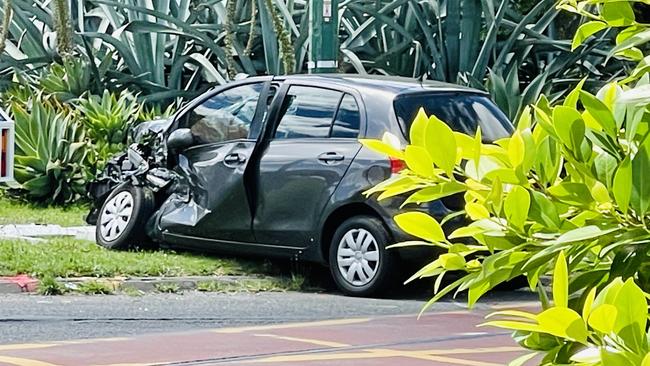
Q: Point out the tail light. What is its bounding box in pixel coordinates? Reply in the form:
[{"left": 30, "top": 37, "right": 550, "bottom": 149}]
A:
[{"left": 389, "top": 157, "right": 406, "bottom": 174}]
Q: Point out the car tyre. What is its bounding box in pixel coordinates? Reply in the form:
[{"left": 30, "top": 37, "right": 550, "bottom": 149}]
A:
[
  {"left": 329, "top": 215, "right": 398, "bottom": 297},
  {"left": 96, "top": 184, "right": 155, "bottom": 250}
]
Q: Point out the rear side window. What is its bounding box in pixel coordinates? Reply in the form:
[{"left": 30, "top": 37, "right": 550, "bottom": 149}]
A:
[
  {"left": 275, "top": 86, "right": 342, "bottom": 138},
  {"left": 331, "top": 94, "right": 361, "bottom": 138},
  {"left": 393, "top": 93, "right": 513, "bottom": 142}
]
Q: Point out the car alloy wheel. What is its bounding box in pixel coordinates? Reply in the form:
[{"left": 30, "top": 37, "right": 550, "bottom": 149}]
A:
[
  {"left": 99, "top": 191, "right": 134, "bottom": 242},
  {"left": 336, "top": 228, "right": 380, "bottom": 286}
]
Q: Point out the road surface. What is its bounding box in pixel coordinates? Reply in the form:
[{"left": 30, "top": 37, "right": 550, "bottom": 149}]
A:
[{"left": 0, "top": 290, "right": 538, "bottom": 365}]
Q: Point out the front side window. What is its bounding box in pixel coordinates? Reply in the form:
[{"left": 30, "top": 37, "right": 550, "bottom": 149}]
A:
[
  {"left": 275, "top": 86, "right": 342, "bottom": 139},
  {"left": 180, "top": 83, "right": 263, "bottom": 145}
]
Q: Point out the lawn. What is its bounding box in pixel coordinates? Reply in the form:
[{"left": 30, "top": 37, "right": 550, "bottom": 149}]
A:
[
  {"left": 0, "top": 238, "right": 266, "bottom": 278},
  {"left": 0, "top": 198, "right": 89, "bottom": 227}
]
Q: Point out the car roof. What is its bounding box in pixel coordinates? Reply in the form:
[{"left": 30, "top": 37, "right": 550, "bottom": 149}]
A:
[{"left": 272, "top": 74, "right": 487, "bottom": 96}]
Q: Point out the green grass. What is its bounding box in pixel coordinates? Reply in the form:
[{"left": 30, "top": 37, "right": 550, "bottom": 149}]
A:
[
  {"left": 0, "top": 198, "right": 89, "bottom": 226},
  {"left": 155, "top": 283, "right": 182, "bottom": 293},
  {"left": 76, "top": 280, "right": 114, "bottom": 295},
  {"left": 37, "top": 276, "right": 67, "bottom": 295},
  {"left": 196, "top": 275, "right": 305, "bottom": 293},
  {"left": 0, "top": 238, "right": 264, "bottom": 278}
]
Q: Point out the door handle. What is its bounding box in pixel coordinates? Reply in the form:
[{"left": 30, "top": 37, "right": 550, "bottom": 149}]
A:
[
  {"left": 318, "top": 152, "right": 345, "bottom": 162},
  {"left": 224, "top": 153, "right": 246, "bottom": 166}
]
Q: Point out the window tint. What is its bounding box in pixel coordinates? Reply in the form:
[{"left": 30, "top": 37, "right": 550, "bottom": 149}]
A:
[
  {"left": 180, "top": 83, "right": 263, "bottom": 145},
  {"left": 331, "top": 94, "right": 361, "bottom": 138},
  {"left": 393, "top": 93, "right": 513, "bottom": 142},
  {"left": 275, "top": 86, "right": 342, "bottom": 139}
]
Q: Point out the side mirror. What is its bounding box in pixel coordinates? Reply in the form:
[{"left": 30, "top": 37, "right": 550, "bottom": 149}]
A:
[{"left": 167, "top": 128, "right": 194, "bottom": 151}]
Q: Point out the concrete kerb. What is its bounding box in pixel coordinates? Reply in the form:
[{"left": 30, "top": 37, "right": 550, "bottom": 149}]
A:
[
  {"left": 0, "top": 224, "right": 95, "bottom": 241},
  {"left": 0, "top": 275, "right": 271, "bottom": 294}
]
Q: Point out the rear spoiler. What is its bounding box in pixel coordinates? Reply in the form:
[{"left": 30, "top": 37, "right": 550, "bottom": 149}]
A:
[{"left": 0, "top": 108, "right": 14, "bottom": 182}]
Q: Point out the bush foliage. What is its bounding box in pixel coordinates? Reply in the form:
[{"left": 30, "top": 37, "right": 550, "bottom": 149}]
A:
[
  {"left": 1, "top": 58, "right": 172, "bottom": 204},
  {"left": 364, "top": 0, "right": 650, "bottom": 364}
]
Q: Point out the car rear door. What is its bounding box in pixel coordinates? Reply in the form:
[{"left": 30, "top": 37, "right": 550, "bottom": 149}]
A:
[
  {"left": 159, "top": 79, "right": 274, "bottom": 243},
  {"left": 252, "top": 83, "right": 365, "bottom": 248}
]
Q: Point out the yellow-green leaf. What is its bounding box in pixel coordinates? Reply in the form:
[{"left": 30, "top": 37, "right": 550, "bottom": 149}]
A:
[
  {"left": 572, "top": 21, "right": 608, "bottom": 50},
  {"left": 536, "top": 307, "right": 588, "bottom": 343},
  {"left": 588, "top": 304, "right": 617, "bottom": 334},
  {"left": 409, "top": 108, "right": 428, "bottom": 148},
  {"left": 612, "top": 278, "right": 647, "bottom": 342},
  {"left": 508, "top": 353, "right": 539, "bottom": 366},
  {"left": 504, "top": 186, "right": 530, "bottom": 230},
  {"left": 466, "top": 202, "right": 490, "bottom": 220},
  {"left": 613, "top": 157, "right": 632, "bottom": 214},
  {"left": 425, "top": 114, "right": 457, "bottom": 176},
  {"left": 439, "top": 253, "right": 466, "bottom": 270},
  {"left": 360, "top": 139, "right": 404, "bottom": 159},
  {"left": 582, "top": 287, "right": 597, "bottom": 320},
  {"left": 553, "top": 251, "right": 569, "bottom": 308},
  {"left": 479, "top": 320, "right": 540, "bottom": 333},
  {"left": 404, "top": 145, "right": 435, "bottom": 178},
  {"left": 449, "top": 225, "right": 485, "bottom": 239},
  {"left": 601, "top": 2, "right": 635, "bottom": 27},
  {"left": 517, "top": 107, "right": 532, "bottom": 131},
  {"left": 589, "top": 180, "right": 611, "bottom": 204},
  {"left": 564, "top": 78, "right": 587, "bottom": 108},
  {"left": 579, "top": 91, "right": 617, "bottom": 138},
  {"left": 508, "top": 130, "right": 525, "bottom": 167},
  {"left": 401, "top": 181, "right": 466, "bottom": 207},
  {"left": 394, "top": 212, "right": 445, "bottom": 242},
  {"left": 454, "top": 132, "right": 475, "bottom": 160},
  {"left": 487, "top": 310, "right": 538, "bottom": 321},
  {"left": 641, "top": 352, "right": 650, "bottom": 366}
]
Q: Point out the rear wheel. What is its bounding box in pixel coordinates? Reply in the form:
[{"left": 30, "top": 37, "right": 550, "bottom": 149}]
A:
[
  {"left": 329, "top": 216, "right": 397, "bottom": 297},
  {"left": 96, "top": 184, "right": 155, "bottom": 250}
]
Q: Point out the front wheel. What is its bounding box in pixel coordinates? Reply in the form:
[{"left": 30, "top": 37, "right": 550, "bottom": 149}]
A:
[
  {"left": 96, "top": 184, "right": 155, "bottom": 250},
  {"left": 329, "top": 216, "right": 398, "bottom": 297}
]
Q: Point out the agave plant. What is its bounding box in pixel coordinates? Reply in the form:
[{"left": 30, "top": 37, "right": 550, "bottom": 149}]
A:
[
  {"left": 77, "top": 89, "right": 140, "bottom": 167},
  {"left": 38, "top": 57, "right": 98, "bottom": 102},
  {"left": 10, "top": 97, "right": 90, "bottom": 204},
  {"left": 137, "top": 102, "right": 176, "bottom": 122},
  {"left": 0, "top": 0, "right": 629, "bottom": 121}
]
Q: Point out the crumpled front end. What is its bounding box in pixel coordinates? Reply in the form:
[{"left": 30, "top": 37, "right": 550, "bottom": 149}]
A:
[{"left": 86, "top": 119, "right": 178, "bottom": 227}]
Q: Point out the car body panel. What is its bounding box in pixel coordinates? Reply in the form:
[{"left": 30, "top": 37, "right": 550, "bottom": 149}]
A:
[
  {"left": 157, "top": 140, "right": 257, "bottom": 242},
  {"left": 253, "top": 138, "right": 362, "bottom": 248}
]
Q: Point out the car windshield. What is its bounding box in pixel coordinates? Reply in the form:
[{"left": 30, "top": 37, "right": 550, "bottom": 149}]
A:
[{"left": 393, "top": 92, "right": 513, "bottom": 142}]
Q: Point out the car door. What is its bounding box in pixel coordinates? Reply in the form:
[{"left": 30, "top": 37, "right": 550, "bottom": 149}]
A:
[
  {"left": 159, "top": 80, "right": 273, "bottom": 243},
  {"left": 253, "top": 84, "right": 365, "bottom": 247}
]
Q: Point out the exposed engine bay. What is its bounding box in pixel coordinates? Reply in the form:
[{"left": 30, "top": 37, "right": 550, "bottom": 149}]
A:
[{"left": 86, "top": 119, "right": 190, "bottom": 240}]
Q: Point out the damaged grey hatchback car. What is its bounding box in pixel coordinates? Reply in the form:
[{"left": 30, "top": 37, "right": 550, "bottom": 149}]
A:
[{"left": 87, "top": 74, "right": 513, "bottom": 296}]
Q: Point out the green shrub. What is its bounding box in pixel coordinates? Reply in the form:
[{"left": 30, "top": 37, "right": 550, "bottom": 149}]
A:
[
  {"left": 10, "top": 97, "right": 90, "bottom": 204},
  {"left": 364, "top": 84, "right": 650, "bottom": 362},
  {"left": 137, "top": 103, "right": 176, "bottom": 123},
  {"left": 39, "top": 58, "right": 94, "bottom": 102},
  {"left": 488, "top": 252, "right": 650, "bottom": 365},
  {"left": 77, "top": 90, "right": 140, "bottom": 168}
]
